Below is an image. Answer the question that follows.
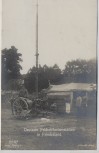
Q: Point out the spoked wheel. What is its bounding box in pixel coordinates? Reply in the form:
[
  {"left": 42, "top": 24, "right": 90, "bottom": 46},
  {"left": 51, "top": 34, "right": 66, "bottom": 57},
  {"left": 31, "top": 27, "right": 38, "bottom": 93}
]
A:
[{"left": 12, "top": 97, "right": 29, "bottom": 119}]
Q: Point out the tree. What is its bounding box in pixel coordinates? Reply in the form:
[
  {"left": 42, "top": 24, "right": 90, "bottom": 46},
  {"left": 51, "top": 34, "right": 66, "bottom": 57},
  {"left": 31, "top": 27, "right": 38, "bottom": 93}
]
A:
[
  {"left": 63, "top": 59, "right": 96, "bottom": 83},
  {"left": 24, "top": 66, "right": 36, "bottom": 93},
  {"left": 45, "top": 64, "right": 62, "bottom": 84},
  {"left": 24, "top": 64, "right": 62, "bottom": 93},
  {"left": 1, "top": 46, "right": 22, "bottom": 89},
  {"left": 87, "top": 59, "right": 96, "bottom": 83}
]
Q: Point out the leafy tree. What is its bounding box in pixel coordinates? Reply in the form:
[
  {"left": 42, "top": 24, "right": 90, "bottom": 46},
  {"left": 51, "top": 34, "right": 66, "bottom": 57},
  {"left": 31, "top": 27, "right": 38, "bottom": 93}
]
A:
[
  {"left": 24, "top": 66, "right": 37, "bottom": 93},
  {"left": 24, "top": 64, "right": 62, "bottom": 93},
  {"left": 87, "top": 59, "right": 96, "bottom": 83},
  {"left": 63, "top": 59, "right": 96, "bottom": 83},
  {"left": 45, "top": 64, "right": 62, "bottom": 84},
  {"left": 1, "top": 46, "right": 22, "bottom": 89}
]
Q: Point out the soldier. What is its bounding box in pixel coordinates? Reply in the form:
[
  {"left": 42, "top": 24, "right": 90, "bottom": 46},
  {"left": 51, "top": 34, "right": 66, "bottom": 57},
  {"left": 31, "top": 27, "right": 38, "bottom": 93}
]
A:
[
  {"left": 76, "top": 96, "right": 82, "bottom": 117},
  {"left": 82, "top": 96, "right": 88, "bottom": 116},
  {"left": 19, "top": 82, "right": 28, "bottom": 98}
]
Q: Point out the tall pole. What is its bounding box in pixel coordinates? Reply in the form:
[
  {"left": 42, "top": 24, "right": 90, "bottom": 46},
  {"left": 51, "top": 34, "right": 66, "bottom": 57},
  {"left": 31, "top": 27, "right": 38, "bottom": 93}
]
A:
[{"left": 35, "top": 0, "right": 39, "bottom": 98}]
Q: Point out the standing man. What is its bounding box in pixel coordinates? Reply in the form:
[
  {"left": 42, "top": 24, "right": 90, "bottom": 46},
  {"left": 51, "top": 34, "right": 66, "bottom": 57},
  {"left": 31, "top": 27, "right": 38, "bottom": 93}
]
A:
[
  {"left": 82, "top": 96, "right": 88, "bottom": 116},
  {"left": 76, "top": 96, "right": 82, "bottom": 117}
]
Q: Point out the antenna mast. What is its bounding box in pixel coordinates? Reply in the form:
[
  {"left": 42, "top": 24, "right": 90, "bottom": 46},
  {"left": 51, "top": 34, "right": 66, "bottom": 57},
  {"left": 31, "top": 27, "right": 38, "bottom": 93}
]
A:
[{"left": 35, "top": 0, "right": 39, "bottom": 98}]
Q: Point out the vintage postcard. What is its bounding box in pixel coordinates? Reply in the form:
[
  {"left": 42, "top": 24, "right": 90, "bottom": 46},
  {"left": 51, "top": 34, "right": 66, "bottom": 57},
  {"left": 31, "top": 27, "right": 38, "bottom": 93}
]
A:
[{"left": 1, "top": 0, "right": 98, "bottom": 150}]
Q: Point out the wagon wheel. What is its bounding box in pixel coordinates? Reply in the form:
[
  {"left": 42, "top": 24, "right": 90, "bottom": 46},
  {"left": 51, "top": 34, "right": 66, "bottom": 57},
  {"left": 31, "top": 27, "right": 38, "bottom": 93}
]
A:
[{"left": 12, "top": 97, "right": 29, "bottom": 119}]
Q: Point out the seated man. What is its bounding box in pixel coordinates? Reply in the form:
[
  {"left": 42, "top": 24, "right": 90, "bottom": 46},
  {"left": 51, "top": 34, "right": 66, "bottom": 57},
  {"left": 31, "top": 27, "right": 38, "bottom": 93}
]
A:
[
  {"left": 19, "top": 84, "right": 33, "bottom": 108},
  {"left": 19, "top": 84, "right": 28, "bottom": 98}
]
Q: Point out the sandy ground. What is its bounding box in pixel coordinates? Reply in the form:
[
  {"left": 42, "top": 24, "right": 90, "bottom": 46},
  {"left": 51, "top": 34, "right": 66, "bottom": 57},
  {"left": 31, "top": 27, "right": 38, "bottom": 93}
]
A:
[{"left": 1, "top": 100, "right": 97, "bottom": 150}]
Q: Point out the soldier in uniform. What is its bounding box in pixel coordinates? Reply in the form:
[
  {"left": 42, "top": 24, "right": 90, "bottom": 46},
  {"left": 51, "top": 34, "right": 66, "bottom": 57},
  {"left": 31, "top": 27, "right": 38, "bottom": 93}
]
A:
[
  {"left": 76, "top": 96, "right": 82, "bottom": 117},
  {"left": 19, "top": 80, "right": 28, "bottom": 98},
  {"left": 82, "top": 96, "right": 88, "bottom": 116}
]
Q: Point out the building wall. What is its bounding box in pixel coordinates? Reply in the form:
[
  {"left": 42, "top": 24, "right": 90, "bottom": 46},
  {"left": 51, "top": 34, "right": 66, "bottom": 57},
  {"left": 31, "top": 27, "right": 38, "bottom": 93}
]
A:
[{"left": 47, "top": 92, "right": 73, "bottom": 113}]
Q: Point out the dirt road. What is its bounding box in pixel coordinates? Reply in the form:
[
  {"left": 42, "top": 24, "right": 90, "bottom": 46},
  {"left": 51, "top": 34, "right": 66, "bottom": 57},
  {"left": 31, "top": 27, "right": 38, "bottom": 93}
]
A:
[{"left": 1, "top": 101, "right": 97, "bottom": 150}]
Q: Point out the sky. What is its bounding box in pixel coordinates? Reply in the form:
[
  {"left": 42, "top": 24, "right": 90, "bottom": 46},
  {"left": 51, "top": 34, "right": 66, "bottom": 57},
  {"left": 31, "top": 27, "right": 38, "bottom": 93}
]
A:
[{"left": 2, "top": 0, "right": 97, "bottom": 74}]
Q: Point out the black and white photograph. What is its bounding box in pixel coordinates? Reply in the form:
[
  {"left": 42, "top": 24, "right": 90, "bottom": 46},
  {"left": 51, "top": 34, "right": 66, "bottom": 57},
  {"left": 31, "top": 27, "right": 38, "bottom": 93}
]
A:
[{"left": 1, "top": 0, "right": 97, "bottom": 150}]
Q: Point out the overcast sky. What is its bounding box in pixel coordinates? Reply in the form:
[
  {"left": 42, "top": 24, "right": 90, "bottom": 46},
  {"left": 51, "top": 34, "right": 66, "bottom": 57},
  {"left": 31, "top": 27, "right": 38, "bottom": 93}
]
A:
[{"left": 2, "top": 0, "right": 97, "bottom": 74}]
